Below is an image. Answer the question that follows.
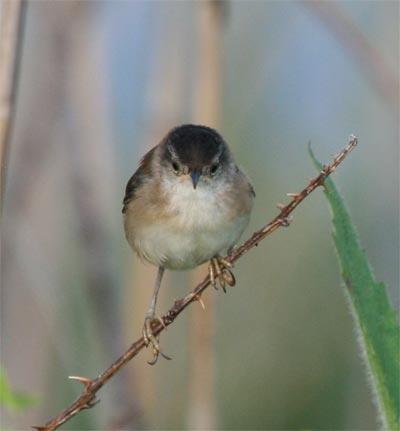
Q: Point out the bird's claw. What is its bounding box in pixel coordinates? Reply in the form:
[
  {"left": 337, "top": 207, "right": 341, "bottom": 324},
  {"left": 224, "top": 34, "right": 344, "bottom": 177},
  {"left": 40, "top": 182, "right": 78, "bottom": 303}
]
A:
[
  {"left": 208, "top": 256, "right": 236, "bottom": 293},
  {"left": 143, "top": 316, "right": 172, "bottom": 365}
]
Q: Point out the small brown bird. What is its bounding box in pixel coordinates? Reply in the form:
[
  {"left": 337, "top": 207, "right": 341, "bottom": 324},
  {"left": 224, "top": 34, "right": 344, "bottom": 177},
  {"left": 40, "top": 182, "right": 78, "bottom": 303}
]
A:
[{"left": 123, "top": 124, "right": 255, "bottom": 363}]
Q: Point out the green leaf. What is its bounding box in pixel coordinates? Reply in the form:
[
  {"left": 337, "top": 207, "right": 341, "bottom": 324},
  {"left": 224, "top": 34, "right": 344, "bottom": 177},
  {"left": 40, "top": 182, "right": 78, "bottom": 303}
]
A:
[
  {"left": 0, "top": 367, "right": 39, "bottom": 411},
  {"left": 309, "top": 145, "right": 399, "bottom": 430}
]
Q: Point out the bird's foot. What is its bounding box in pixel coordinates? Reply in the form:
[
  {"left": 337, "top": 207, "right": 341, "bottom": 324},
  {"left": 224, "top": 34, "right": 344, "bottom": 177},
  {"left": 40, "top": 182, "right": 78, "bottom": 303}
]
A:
[
  {"left": 143, "top": 315, "right": 172, "bottom": 365},
  {"left": 208, "top": 256, "right": 236, "bottom": 293}
]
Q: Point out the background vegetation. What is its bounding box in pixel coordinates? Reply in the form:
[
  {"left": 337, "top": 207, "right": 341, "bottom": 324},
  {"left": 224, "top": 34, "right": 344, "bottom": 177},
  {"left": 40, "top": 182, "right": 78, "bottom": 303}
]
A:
[{"left": 1, "top": 1, "right": 398, "bottom": 430}]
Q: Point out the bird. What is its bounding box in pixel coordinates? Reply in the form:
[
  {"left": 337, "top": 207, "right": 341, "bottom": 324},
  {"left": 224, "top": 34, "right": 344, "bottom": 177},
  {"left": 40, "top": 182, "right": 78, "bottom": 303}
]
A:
[{"left": 122, "top": 124, "right": 255, "bottom": 364}]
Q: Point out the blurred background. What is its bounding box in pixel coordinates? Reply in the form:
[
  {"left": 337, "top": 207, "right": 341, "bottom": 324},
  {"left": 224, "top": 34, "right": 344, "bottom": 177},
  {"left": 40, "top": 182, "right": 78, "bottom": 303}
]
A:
[{"left": 1, "top": 1, "right": 398, "bottom": 430}]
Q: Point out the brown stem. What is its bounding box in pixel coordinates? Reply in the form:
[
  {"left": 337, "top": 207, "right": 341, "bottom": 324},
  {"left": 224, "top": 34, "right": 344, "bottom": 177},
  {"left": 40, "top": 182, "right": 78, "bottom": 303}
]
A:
[
  {"left": 33, "top": 135, "right": 358, "bottom": 431},
  {"left": 0, "top": 0, "right": 26, "bottom": 213}
]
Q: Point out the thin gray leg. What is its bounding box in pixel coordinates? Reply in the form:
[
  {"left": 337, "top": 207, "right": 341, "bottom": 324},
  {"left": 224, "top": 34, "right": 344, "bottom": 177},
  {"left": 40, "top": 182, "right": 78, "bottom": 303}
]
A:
[
  {"left": 143, "top": 266, "right": 171, "bottom": 364},
  {"left": 146, "top": 266, "right": 165, "bottom": 320}
]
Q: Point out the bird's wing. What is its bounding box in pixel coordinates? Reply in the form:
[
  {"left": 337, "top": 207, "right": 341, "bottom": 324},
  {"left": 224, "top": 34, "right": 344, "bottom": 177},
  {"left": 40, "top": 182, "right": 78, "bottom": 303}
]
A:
[{"left": 122, "top": 146, "right": 156, "bottom": 214}]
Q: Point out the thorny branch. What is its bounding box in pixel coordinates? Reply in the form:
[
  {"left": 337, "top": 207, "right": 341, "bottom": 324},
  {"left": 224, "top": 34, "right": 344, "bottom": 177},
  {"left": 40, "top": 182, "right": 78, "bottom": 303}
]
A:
[{"left": 33, "top": 136, "right": 358, "bottom": 431}]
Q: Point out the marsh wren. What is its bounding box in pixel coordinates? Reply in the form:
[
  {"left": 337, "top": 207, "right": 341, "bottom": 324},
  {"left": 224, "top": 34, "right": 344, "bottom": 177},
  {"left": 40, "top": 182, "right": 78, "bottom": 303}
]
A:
[{"left": 123, "top": 124, "right": 255, "bottom": 363}]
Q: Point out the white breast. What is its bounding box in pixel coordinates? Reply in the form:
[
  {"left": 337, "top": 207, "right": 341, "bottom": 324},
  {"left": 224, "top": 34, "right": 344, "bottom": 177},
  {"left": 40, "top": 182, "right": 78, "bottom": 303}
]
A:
[{"left": 134, "top": 178, "right": 249, "bottom": 270}]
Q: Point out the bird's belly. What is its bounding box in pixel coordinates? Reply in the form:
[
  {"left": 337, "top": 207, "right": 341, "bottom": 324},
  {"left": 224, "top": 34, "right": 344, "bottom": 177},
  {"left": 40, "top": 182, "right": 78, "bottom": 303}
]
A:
[
  {"left": 133, "top": 215, "right": 248, "bottom": 270},
  {"left": 128, "top": 180, "right": 250, "bottom": 270}
]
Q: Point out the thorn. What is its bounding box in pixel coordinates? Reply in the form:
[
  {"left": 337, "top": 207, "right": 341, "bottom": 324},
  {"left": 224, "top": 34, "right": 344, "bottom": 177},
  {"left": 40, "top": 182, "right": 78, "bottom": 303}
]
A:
[
  {"left": 349, "top": 134, "right": 358, "bottom": 144},
  {"left": 83, "top": 398, "right": 100, "bottom": 409},
  {"left": 276, "top": 203, "right": 285, "bottom": 210},
  {"left": 69, "top": 376, "right": 92, "bottom": 388},
  {"left": 320, "top": 165, "right": 329, "bottom": 175},
  {"left": 167, "top": 309, "right": 177, "bottom": 321},
  {"left": 195, "top": 294, "right": 206, "bottom": 310},
  {"left": 88, "top": 398, "right": 101, "bottom": 408},
  {"left": 286, "top": 192, "right": 300, "bottom": 198},
  {"left": 174, "top": 298, "right": 183, "bottom": 308},
  {"left": 278, "top": 216, "right": 293, "bottom": 227}
]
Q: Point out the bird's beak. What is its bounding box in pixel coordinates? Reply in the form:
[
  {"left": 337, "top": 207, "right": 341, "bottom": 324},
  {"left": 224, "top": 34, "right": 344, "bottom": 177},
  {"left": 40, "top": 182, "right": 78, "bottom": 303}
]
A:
[{"left": 190, "top": 170, "right": 201, "bottom": 189}]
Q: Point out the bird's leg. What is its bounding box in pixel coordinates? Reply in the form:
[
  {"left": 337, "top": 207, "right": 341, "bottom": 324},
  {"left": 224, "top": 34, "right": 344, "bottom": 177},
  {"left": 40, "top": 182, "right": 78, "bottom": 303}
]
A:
[
  {"left": 143, "top": 266, "right": 171, "bottom": 365},
  {"left": 208, "top": 256, "right": 236, "bottom": 293}
]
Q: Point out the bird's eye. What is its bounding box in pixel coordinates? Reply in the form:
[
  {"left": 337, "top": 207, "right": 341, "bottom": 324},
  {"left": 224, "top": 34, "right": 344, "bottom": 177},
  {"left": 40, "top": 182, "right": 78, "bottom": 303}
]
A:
[
  {"left": 210, "top": 163, "right": 219, "bottom": 176},
  {"left": 171, "top": 161, "right": 179, "bottom": 173}
]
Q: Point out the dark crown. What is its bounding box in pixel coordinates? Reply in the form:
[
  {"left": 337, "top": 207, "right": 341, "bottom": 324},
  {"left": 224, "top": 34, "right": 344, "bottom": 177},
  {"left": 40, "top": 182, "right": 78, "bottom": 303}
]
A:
[{"left": 163, "top": 124, "right": 228, "bottom": 169}]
